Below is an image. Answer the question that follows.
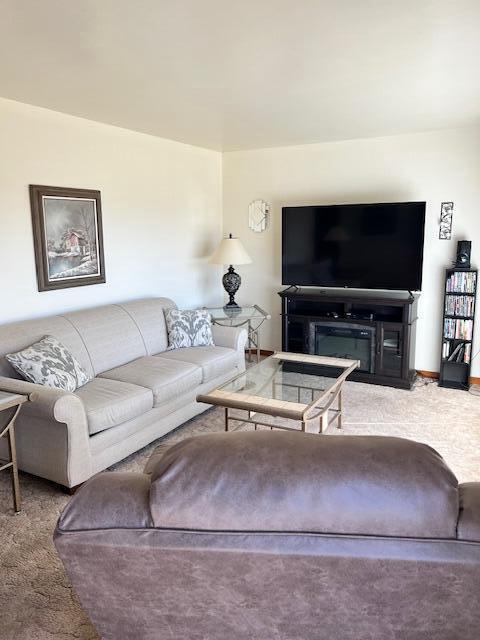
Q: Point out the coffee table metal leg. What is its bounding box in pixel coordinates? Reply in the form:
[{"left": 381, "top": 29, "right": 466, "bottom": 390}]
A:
[{"left": 224, "top": 407, "right": 229, "bottom": 431}]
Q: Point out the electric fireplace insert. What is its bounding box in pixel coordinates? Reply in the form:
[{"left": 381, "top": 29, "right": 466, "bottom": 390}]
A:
[{"left": 309, "top": 321, "right": 375, "bottom": 373}]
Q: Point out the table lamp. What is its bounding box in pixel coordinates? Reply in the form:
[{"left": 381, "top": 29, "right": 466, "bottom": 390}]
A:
[{"left": 210, "top": 233, "right": 252, "bottom": 308}]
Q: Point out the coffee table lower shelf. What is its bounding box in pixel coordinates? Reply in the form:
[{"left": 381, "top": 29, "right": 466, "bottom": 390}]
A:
[{"left": 223, "top": 405, "right": 342, "bottom": 435}]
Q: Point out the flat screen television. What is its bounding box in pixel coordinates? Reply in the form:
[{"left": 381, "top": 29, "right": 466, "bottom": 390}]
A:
[{"left": 282, "top": 201, "right": 426, "bottom": 291}]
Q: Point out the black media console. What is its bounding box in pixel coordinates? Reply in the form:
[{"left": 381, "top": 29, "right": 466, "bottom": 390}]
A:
[{"left": 279, "top": 287, "right": 419, "bottom": 389}]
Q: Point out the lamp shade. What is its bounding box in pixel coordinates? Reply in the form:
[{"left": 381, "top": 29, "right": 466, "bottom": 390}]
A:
[{"left": 209, "top": 234, "right": 252, "bottom": 265}]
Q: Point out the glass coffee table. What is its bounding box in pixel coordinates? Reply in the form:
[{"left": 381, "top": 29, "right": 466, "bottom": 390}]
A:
[{"left": 197, "top": 352, "right": 359, "bottom": 434}]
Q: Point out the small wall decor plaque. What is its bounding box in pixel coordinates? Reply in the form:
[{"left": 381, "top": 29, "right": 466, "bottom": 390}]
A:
[
  {"left": 439, "top": 202, "right": 454, "bottom": 240},
  {"left": 30, "top": 185, "right": 106, "bottom": 291},
  {"left": 248, "top": 199, "right": 270, "bottom": 233}
]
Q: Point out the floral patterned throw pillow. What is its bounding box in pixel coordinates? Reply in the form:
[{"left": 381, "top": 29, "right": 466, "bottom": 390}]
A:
[
  {"left": 6, "top": 335, "right": 92, "bottom": 391},
  {"left": 164, "top": 309, "right": 214, "bottom": 350}
]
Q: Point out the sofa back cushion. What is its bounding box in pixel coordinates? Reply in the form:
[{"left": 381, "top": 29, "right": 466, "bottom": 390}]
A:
[
  {"left": 0, "top": 298, "right": 177, "bottom": 380},
  {"left": 149, "top": 431, "right": 459, "bottom": 539},
  {"left": 118, "top": 298, "right": 176, "bottom": 355},
  {"left": 64, "top": 305, "right": 147, "bottom": 375},
  {"left": 0, "top": 315, "right": 94, "bottom": 379}
]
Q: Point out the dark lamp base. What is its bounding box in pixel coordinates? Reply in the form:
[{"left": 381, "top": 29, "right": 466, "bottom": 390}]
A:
[{"left": 222, "top": 265, "right": 242, "bottom": 308}]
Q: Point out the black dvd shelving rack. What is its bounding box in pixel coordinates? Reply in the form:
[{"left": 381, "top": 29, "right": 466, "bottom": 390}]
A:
[{"left": 439, "top": 268, "right": 477, "bottom": 390}]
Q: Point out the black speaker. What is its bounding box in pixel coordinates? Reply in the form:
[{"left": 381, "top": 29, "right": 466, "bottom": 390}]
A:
[{"left": 455, "top": 240, "right": 471, "bottom": 268}]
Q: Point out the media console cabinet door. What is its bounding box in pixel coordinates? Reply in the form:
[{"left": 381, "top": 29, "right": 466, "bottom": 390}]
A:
[
  {"left": 285, "top": 317, "right": 308, "bottom": 353},
  {"left": 377, "top": 323, "right": 404, "bottom": 378}
]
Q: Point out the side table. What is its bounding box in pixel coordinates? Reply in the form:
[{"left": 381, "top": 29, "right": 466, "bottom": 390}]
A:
[
  {"left": 206, "top": 305, "right": 271, "bottom": 362},
  {"left": 0, "top": 391, "right": 28, "bottom": 513}
]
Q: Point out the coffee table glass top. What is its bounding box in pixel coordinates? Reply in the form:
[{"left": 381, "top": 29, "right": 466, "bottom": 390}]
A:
[
  {"left": 197, "top": 352, "right": 359, "bottom": 423},
  {"left": 218, "top": 352, "right": 357, "bottom": 404}
]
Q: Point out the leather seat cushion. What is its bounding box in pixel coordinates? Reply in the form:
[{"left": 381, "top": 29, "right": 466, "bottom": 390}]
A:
[
  {"left": 149, "top": 431, "right": 459, "bottom": 538},
  {"left": 99, "top": 356, "right": 202, "bottom": 407},
  {"left": 75, "top": 378, "right": 153, "bottom": 435},
  {"left": 156, "top": 346, "right": 239, "bottom": 383}
]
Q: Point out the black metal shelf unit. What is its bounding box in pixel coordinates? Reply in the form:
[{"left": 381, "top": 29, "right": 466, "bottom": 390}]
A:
[{"left": 439, "top": 268, "right": 477, "bottom": 390}]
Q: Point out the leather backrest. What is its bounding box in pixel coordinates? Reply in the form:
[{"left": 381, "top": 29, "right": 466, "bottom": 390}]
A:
[
  {"left": 458, "top": 483, "right": 480, "bottom": 542},
  {"left": 149, "top": 431, "right": 459, "bottom": 539}
]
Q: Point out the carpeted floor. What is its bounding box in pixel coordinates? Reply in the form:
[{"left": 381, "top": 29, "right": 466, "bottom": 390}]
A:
[{"left": 1, "top": 378, "right": 480, "bottom": 639}]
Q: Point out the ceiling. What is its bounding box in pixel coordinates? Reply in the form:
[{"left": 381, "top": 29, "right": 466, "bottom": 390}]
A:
[{"left": 1, "top": 0, "right": 479, "bottom": 151}]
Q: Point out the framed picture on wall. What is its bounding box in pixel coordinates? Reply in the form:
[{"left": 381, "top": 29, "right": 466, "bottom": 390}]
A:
[{"left": 29, "top": 185, "right": 106, "bottom": 291}]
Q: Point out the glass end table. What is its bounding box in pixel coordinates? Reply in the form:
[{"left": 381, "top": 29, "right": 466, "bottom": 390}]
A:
[{"left": 205, "top": 304, "right": 271, "bottom": 362}]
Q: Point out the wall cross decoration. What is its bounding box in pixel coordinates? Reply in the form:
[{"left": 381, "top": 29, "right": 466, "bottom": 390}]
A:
[{"left": 439, "top": 202, "right": 454, "bottom": 240}]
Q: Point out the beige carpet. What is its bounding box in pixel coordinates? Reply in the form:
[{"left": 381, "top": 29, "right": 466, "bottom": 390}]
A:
[{"left": 1, "top": 378, "right": 480, "bottom": 640}]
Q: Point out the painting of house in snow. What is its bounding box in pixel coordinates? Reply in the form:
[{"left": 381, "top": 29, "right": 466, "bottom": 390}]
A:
[
  {"left": 30, "top": 185, "right": 105, "bottom": 291},
  {"left": 62, "top": 230, "right": 90, "bottom": 255}
]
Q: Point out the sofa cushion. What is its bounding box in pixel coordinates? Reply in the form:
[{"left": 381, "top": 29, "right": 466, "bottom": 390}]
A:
[
  {"left": 99, "top": 356, "right": 202, "bottom": 407},
  {"left": 164, "top": 309, "right": 214, "bottom": 349},
  {"left": 149, "top": 431, "right": 459, "bottom": 538},
  {"left": 0, "top": 315, "right": 94, "bottom": 379},
  {"left": 75, "top": 378, "right": 154, "bottom": 435},
  {"left": 157, "top": 346, "right": 239, "bottom": 383},
  {"left": 6, "top": 335, "right": 92, "bottom": 392}
]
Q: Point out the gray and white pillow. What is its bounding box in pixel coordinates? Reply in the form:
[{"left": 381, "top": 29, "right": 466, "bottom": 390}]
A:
[
  {"left": 6, "top": 335, "right": 92, "bottom": 392},
  {"left": 165, "top": 309, "right": 214, "bottom": 350}
]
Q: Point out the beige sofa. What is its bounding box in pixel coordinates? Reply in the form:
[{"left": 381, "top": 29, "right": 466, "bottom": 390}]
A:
[{"left": 0, "top": 298, "right": 247, "bottom": 488}]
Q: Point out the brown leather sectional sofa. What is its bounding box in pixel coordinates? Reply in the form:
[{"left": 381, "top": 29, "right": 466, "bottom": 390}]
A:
[{"left": 54, "top": 431, "right": 480, "bottom": 640}]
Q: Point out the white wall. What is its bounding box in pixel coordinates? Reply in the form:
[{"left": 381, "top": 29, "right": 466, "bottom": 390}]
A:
[
  {"left": 0, "top": 98, "right": 223, "bottom": 324},
  {"left": 3, "top": 98, "right": 479, "bottom": 377},
  {"left": 223, "top": 126, "right": 480, "bottom": 376}
]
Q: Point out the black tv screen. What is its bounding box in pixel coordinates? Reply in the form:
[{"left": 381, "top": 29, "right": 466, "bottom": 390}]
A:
[{"left": 282, "top": 202, "right": 426, "bottom": 290}]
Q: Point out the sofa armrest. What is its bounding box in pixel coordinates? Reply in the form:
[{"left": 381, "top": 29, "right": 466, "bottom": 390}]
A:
[
  {"left": 0, "top": 375, "right": 91, "bottom": 487},
  {"left": 458, "top": 483, "right": 480, "bottom": 542},
  {"left": 56, "top": 472, "right": 153, "bottom": 532},
  {"left": 0, "top": 376, "right": 86, "bottom": 424},
  {"left": 212, "top": 325, "right": 248, "bottom": 352}
]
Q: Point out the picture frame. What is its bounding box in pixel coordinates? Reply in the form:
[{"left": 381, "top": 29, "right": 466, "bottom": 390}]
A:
[
  {"left": 29, "top": 185, "right": 106, "bottom": 291},
  {"left": 248, "top": 199, "right": 270, "bottom": 232}
]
